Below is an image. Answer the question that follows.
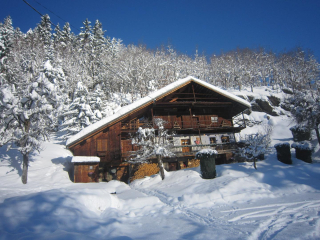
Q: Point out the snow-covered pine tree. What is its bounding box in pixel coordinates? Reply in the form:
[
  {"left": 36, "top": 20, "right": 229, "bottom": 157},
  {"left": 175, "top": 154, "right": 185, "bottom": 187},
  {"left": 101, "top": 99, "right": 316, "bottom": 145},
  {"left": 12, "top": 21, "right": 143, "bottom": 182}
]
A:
[
  {"left": 88, "top": 86, "right": 107, "bottom": 119},
  {"left": 54, "top": 22, "right": 79, "bottom": 99},
  {"left": 37, "top": 14, "right": 54, "bottom": 62},
  {"left": 78, "top": 19, "right": 92, "bottom": 50},
  {"left": 77, "top": 19, "right": 94, "bottom": 88},
  {"left": 58, "top": 82, "right": 103, "bottom": 138},
  {"left": 0, "top": 16, "right": 14, "bottom": 85},
  {"left": 0, "top": 13, "right": 68, "bottom": 184},
  {"left": 53, "top": 23, "right": 62, "bottom": 48},
  {"left": 0, "top": 61, "right": 63, "bottom": 184},
  {"left": 19, "top": 28, "right": 43, "bottom": 83},
  {"left": 131, "top": 118, "right": 175, "bottom": 180},
  {"left": 61, "top": 22, "right": 73, "bottom": 48},
  {"left": 90, "top": 20, "right": 108, "bottom": 89}
]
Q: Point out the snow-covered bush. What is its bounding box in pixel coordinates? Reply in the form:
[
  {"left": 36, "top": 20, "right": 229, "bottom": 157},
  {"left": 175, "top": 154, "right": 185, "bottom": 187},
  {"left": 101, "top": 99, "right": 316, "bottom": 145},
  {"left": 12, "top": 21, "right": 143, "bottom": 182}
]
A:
[
  {"left": 274, "top": 142, "right": 292, "bottom": 164},
  {"left": 238, "top": 125, "right": 272, "bottom": 168},
  {"left": 290, "top": 125, "right": 311, "bottom": 142},
  {"left": 291, "top": 141, "right": 313, "bottom": 151},
  {"left": 291, "top": 141, "right": 313, "bottom": 163},
  {"left": 289, "top": 90, "right": 320, "bottom": 145}
]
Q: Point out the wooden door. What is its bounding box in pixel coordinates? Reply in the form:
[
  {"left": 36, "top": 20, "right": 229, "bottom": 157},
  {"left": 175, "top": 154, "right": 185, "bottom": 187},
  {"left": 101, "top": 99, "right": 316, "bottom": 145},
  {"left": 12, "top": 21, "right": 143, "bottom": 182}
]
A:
[{"left": 181, "top": 139, "right": 191, "bottom": 153}]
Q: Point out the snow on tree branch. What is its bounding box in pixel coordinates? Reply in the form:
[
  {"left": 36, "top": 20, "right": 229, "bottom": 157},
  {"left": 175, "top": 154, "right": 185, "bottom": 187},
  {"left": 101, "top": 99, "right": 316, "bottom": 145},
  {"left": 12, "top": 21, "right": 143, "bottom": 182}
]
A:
[{"left": 130, "top": 118, "right": 175, "bottom": 163}]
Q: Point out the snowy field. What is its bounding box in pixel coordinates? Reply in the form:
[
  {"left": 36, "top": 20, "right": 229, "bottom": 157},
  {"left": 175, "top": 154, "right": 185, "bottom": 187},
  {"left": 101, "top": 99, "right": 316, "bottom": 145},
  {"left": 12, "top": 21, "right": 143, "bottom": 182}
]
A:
[{"left": 1, "top": 92, "right": 320, "bottom": 239}]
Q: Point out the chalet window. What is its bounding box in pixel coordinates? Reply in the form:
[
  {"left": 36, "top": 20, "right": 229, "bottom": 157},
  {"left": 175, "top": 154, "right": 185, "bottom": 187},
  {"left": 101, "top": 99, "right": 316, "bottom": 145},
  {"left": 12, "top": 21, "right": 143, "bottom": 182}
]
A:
[
  {"left": 211, "top": 116, "right": 218, "bottom": 123},
  {"left": 221, "top": 136, "right": 230, "bottom": 143},
  {"left": 209, "top": 137, "right": 216, "bottom": 144},
  {"left": 181, "top": 139, "right": 191, "bottom": 153},
  {"left": 97, "top": 139, "right": 108, "bottom": 152}
]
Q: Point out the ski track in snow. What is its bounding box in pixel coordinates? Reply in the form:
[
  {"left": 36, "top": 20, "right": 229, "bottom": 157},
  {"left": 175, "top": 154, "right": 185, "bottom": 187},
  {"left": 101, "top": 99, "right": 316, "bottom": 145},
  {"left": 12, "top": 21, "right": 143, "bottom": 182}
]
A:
[
  {"left": 226, "top": 200, "right": 320, "bottom": 222},
  {"left": 136, "top": 188, "right": 217, "bottom": 226},
  {"left": 135, "top": 186, "right": 320, "bottom": 239},
  {"left": 225, "top": 200, "right": 320, "bottom": 240},
  {"left": 134, "top": 187, "right": 249, "bottom": 237}
]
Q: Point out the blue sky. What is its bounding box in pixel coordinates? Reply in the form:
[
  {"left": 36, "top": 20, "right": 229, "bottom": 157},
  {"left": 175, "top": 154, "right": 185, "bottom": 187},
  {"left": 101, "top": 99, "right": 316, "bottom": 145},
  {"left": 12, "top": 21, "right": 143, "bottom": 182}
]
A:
[{"left": 1, "top": 0, "right": 320, "bottom": 60}]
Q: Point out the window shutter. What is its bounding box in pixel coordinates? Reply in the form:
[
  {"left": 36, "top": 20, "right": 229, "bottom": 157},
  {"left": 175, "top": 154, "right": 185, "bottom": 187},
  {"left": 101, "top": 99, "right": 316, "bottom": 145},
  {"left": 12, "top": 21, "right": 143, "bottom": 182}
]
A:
[{"left": 97, "top": 139, "right": 108, "bottom": 151}]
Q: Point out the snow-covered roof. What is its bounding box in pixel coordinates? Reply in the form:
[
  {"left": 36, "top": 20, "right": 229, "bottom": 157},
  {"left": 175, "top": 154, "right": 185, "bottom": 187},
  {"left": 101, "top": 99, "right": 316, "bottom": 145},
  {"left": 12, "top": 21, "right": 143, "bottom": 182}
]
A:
[
  {"left": 66, "top": 76, "right": 251, "bottom": 148},
  {"left": 71, "top": 156, "right": 101, "bottom": 163}
]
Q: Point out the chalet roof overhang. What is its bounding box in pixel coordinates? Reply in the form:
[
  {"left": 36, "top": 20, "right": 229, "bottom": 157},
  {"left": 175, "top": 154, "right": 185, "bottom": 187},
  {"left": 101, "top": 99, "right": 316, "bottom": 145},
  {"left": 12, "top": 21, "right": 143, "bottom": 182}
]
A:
[
  {"left": 66, "top": 76, "right": 251, "bottom": 149},
  {"left": 153, "top": 81, "right": 249, "bottom": 116}
]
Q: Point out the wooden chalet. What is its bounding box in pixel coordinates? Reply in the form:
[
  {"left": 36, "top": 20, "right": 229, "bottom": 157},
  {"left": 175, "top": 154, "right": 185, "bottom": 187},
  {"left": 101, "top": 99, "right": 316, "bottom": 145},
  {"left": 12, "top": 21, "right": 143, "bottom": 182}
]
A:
[{"left": 66, "top": 76, "right": 251, "bottom": 183}]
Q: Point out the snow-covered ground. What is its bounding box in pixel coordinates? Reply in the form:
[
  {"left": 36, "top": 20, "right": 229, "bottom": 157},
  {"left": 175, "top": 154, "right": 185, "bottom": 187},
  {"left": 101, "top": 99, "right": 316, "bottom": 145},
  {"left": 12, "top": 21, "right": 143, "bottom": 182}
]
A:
[{"left": 1, "top": 89, "right": 320, "bottom": 239}]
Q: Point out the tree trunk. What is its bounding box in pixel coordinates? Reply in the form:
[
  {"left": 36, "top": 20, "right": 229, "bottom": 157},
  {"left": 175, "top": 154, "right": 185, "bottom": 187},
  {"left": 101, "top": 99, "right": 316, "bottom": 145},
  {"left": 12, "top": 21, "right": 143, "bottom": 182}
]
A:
[
  {"left": 253, "top": 158, "right": 257, "bottom": 169},
  {"left": 315, "top": 125, "right": 320, "bottom": 146},
  {"left": 21, "top": 153, "right": 29, "bottom": 184},
  {"left": 128, "top": 164, "right": 132, "bottom": 184},
  {"left": 21, "top": 119, "right": 31, "bottom": 184},
  {"left": 157, "top": 154, "right": 165, "bottom": 180}
]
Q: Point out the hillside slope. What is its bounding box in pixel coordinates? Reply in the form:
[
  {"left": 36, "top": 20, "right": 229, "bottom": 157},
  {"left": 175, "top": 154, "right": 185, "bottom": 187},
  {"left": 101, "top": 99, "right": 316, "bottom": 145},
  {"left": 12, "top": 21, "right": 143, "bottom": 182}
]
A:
[{"left": 1, "top": 87, "right": 320, "bottom": 240}]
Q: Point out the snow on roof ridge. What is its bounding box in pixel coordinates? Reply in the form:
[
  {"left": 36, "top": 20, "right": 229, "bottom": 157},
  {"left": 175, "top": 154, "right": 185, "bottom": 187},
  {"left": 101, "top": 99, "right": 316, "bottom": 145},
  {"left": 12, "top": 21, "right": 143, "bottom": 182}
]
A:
[{"left": 66, "top": 76, "right": 250, "bottom": 147}]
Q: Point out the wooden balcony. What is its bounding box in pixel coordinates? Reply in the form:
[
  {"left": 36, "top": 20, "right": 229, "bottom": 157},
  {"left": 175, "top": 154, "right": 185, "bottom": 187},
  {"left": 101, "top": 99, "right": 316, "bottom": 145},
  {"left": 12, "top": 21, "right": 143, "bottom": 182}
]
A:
[
  {"left": 121, "top": 118, "right": 245, "bottom": 132},
  {"left": 121, "top": 142, "right": 238, "bottom": 161},
  {"left": 170, "top": 142, "right": 237, "bottom": 156}
]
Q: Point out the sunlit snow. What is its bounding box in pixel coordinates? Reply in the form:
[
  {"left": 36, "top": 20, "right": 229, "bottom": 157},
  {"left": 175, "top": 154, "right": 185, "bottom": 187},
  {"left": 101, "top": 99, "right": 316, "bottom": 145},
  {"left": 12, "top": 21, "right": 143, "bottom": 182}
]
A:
[{"left": 1, "top": 86, "right": 320, "bottom": 239}]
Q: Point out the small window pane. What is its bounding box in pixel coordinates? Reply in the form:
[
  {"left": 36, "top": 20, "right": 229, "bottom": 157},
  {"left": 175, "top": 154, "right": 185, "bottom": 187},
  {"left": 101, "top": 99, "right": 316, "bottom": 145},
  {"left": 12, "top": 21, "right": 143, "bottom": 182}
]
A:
[
  {"left": 221, "top": 136, "right": 230, "bottom": 143},
  {"left": 211, "top": 116, "right": 218, "bottom": 123}
]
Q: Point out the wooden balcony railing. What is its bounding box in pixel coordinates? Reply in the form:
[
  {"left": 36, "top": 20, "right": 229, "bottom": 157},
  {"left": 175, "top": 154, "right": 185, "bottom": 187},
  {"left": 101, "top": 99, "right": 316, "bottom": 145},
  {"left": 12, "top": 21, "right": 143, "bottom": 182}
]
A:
[
  {"left": 121, "top": 119, "right": 245, "bottom": 131},
  {"left": 171, "top": 142, "right": 237, "bottom": 156},
  {"left": 121, "top": 142, "right": 238, "bottom": 160}
]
